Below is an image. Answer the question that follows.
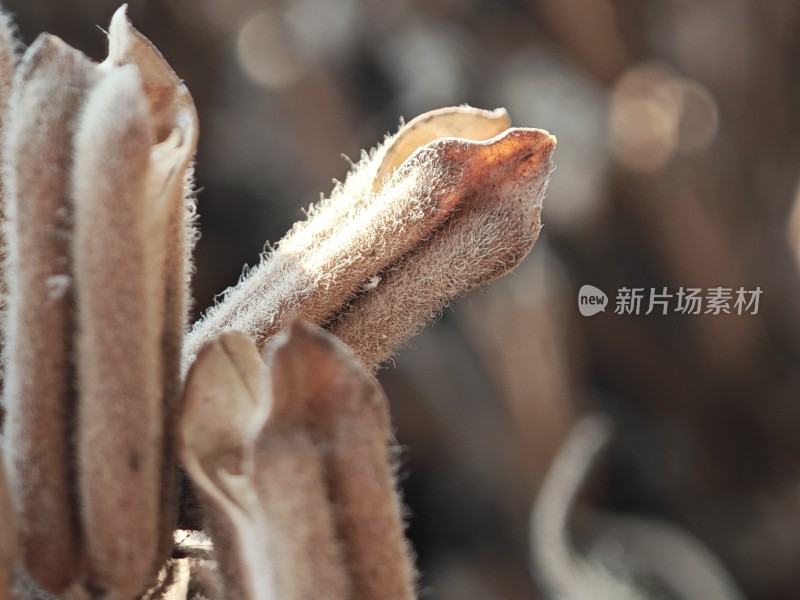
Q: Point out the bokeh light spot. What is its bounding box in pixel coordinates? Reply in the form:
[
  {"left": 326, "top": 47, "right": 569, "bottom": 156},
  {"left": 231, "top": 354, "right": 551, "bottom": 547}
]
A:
[{"left": 236, "top": 9, "right": 306, "bottom": 89}]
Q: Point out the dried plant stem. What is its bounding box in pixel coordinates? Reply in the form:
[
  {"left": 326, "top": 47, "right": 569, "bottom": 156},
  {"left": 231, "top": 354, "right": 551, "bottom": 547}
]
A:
[
  {"left": 1, "top": 35, "right": 96, "bottom": 593},
  {"left": 328, "top": 129, "right": 555, "bottom": 370},
  {"left": 73, "top": 65, "right": 164, "bottom": 597}
]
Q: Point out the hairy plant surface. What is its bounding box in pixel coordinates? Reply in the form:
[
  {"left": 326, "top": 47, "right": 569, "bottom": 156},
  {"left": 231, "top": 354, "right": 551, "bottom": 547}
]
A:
[{"left": 0, "top": 4, "right": 554, "bottom": 599}]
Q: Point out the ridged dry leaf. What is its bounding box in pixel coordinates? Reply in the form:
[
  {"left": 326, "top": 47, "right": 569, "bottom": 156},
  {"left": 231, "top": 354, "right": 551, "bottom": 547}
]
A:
[
  {"left": 268, "top": 321, "right": 415, "bottom": 600},
  {"left": 103, "top": 5, "right": 200, "bottom": 564},
  {"left": 184, "top": 106, "right": 514, "bottom": 366},
  {"left": 328, "top": 128, "right": 555, "bottom": 370},
  {"left": 1, "top": 35, "right": 97, "bottom": 593},
  {"left": 179, "top": 331, "right": 272, "bottom": 600},
  {"left": 72, "top": 65, "right": 164, "bottom": 597}
]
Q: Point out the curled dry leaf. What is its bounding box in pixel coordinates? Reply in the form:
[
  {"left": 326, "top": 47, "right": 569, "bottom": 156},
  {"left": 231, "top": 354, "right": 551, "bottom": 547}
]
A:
[
  {"left": 184, "top": 106, "right": 520, "bottom": 367},
  {"left": 530, "top": 415, "right": 614, "bottom": 600},
  {"left": 182, "top": 329, "right": 352, "bottom": 600}
]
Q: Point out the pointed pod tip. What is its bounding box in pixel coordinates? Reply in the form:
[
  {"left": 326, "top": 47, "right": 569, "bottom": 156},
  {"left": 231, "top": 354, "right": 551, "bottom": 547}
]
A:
[
  {"left": 110, "top": 4, "right": 131, "bottom": 29},
  {"left": 186, "top": 330, "right": 263, "bottom": 401},
  {"left": 107, "top": 4, "right": 133, "bottom": 55},
  {"left": 24, "top": 33, "right": 68, "bottom": 60},
  {"left": 268, "top": 320, "right": 390, "bottom": 432},
  {"left": 16, "top": 33, "right": 80, "bottom": 84}
]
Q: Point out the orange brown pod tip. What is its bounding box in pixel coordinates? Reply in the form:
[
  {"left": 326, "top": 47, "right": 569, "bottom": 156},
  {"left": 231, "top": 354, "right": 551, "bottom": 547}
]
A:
[
  {"left": 1, "top": 35, "right": 97, "bottom": 594},
  {"left": 268, "top": 320, "right": 416, "bottom": 600},
  {"left": 327, "top": 128, "right": 556, "bottom": 371},
  {"left": 183, "top": 107, "right": 511, "bottom": 367}
]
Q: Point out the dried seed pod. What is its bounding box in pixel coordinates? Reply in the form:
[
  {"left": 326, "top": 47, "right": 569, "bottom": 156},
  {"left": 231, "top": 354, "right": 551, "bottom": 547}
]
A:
[
  {"left": 268, "top": 321, "right": 415, "bottom": 600},
  {"left": 179, "top": 332, "right": 272, "bottom": 600},
  {"left": 104, "top": 5, "right": 200, "bottom": 561},
  {"left": 251, "top": 368, "right": 352, "bottom": 600},
  {"left": 0, "top": 445, "right": 17, "bottom": 598},
  {"left": 73, "top": 65, "right": 164, "bottom": 597},
  {"left": 182, "top": 330, "right": 353, "bottom": 600},
  {"left": 1, "top": 35, "right": 96, "bottom": 593},
  {"left": 0, "top": 7, "right": 18, "bottom": 404},
  {"left": 184, "top": 107, "right": 511, "bottom": 366},
  {"left": 328, "top": 128, "right": 556, "bottom": 370}
]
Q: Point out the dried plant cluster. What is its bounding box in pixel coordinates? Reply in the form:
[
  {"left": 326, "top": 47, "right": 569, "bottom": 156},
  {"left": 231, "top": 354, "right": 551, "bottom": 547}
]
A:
[{"left": 0, "top": 5, "right": 555, "bottom": 600}]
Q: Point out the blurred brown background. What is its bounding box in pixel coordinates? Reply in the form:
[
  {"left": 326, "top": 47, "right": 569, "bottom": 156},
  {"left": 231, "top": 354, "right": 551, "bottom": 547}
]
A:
[{"left": 7, "top": 0, "right": 800, "bottom": 598}]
